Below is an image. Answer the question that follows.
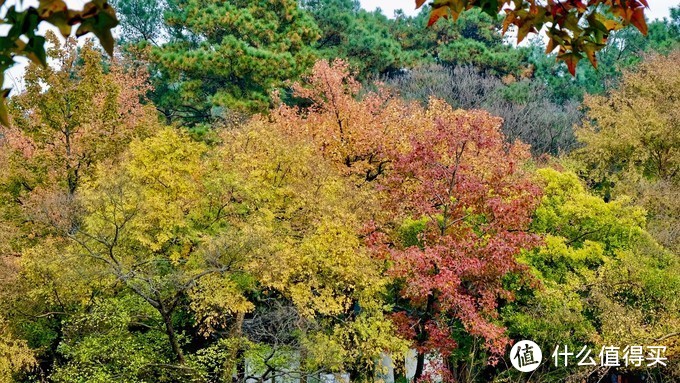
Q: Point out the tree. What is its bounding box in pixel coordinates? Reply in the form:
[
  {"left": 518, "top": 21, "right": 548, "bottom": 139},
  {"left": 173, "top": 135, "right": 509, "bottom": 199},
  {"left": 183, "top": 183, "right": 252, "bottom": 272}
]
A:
[
  {"left": 271, "top": 59, "right": 415, "bottom": 185},
  {"left": 271, "top": 60, "right": 541, "bottom": 381},
  {"left": 0, "top": 34, "right": 158, "bottom": 378},
  {"left": 302, "top": 0, "right": 405, "bottom": 77},
  {"left": 650, "top": 6, "right": 680, "bottom": 52},
  {"left": 216, "top": 121, "right": 405, "bottom": 380},
  {"left": 374, "top": 100, "right": 540, "bottom": 382},
  {"left": 68, "top": 129, "right": 228, "bottom": 365},
  {"left": 2, "top": 63, "right": 404, "bottom": 378},
  {"left": 0, "top": 316, "right": 35, "bottom": 382},
  {"left": 56, "top": 122, "right": 404, "bottom": 380},
  {"left": 49, "top": 296, "right": 179, "bottom": 383},
  {"left": 386, "top": 64, "right": 580, "bottom": 155},
  {"left": 0, "top": 32, "right": 156, "bottom": 261},
  {"left": 500, "top": 168, "right": 680, "bottom": 381},
  {"left": 0, "top": 0, "right": 118, "bottom": 125},
  {"left": 416, "top": 0, "right": 650, "bottom": 75},
  {"left": 575, "top": 50, "right": 680, "bottom": 252},
  {"left": 392, "top": 7, "right": 531, "bottom": 76},
  {"left": 121, "top": 0, "right": 321, "bottom": 126},
  {"left": 110, "top": 0, "right": 165, "bottom": 45}
]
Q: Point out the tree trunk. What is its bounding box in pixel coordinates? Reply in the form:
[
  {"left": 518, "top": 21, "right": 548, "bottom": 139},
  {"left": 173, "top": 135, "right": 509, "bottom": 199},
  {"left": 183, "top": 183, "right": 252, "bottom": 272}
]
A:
[
  {"left": 414, "top": 352, "right": 425, "bottom": 382},
  {"left": 161, "top": 309, "right": 186, "bottom": 364},
  {"left": 300, "top": 344, "right": 308, "bottom": 383},
  {"left": 236, "top": 348, "right": 246, "bottom": 383},
  {"left": 222, "top": 312, "right": 246, "bottom": 383},
  {"left": 413, "top": 294, "right": 436, "bottom": 382}
]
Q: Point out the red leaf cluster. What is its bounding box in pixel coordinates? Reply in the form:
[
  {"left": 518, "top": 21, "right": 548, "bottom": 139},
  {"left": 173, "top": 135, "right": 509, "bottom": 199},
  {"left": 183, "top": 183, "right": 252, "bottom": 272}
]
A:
[{"left": 273, "top": 60, "right": 542, "bottom": 367}]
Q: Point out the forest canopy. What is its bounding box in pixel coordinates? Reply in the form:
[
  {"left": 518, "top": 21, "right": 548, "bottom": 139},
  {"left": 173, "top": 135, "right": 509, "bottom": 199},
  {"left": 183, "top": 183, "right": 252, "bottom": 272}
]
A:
[{"left": 0, "top": 1, "right": 678, "bottom": 383}]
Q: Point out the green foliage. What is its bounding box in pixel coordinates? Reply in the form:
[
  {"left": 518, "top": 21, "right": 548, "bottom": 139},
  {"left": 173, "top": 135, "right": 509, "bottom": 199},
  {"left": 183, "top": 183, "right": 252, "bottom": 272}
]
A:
[
  {"left": 110, "top": 0, "right": 165, "bottom": 44},
  {"left": 50, "top": 296, "right": 176, "bottom": 383},
  {"left": 502, "top": 168, "right": 680, "bottom": 381},
  {"left": 398, "top": 217, "right": 429, "bottom": 248},
  {"left": 530, "top": 169, "right": 646, "bottom": 252},
  {"left": 303, "top": 0, "right": 404, "bottom": 77},
  {"left": 143, "top": 0, "right": 320, "bottom": 125},
  {"left": 392, "top": 7, "right": 530, "bottom": 76}
]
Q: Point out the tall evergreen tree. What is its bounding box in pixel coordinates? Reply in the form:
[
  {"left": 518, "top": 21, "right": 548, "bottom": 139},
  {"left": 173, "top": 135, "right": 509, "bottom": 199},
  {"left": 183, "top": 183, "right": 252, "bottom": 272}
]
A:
[
  {"left": 390, "top": 7, "right": 531, "bottom": 76},
  {"left": 302, "top": 0, "right": 404, "bottom": 78},
  {"left": 117, "top": 0, "right": 320, "bottom": 126}
]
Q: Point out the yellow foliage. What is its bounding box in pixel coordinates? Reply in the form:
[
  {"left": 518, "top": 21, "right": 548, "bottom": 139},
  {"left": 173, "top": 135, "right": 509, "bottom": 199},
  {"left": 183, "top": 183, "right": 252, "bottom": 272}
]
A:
[
  {"left": 218, "top": 123, "right": 387, "bottom": 318},
  {"left": 0, "top": 318, "right": 35, "bottom": 383},
  {"left": 575, "top": 51, "right": 680, "bottom": 251}
]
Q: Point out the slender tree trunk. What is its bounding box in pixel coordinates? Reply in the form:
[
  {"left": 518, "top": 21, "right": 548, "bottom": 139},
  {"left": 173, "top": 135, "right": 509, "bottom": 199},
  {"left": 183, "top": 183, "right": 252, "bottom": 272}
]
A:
[
  {"left": 222, "top": 312, "right": 246, "bottom": 383},
  {"left": 414, "top": 352, "right": 425, "bottom": 382},
  {"left": 300, "top": 344, "right": 308, "bottom": 383},
  {"left": 236, "top": 349, "right": 246, "bottom": 383},
  {"left": 223, "top": 345, "right": 237, "bottom": 383},
  {"left": 413, "top": 294, "right": 436, "bottom": 382},
  {"left": 161, "top": 309, "right": 186, "bottom": 364}
]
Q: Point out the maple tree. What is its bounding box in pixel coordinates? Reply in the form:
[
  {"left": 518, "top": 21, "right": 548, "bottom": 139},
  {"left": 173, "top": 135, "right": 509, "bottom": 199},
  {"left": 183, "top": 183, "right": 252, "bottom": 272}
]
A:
[
  {"left": 417, "top": 0, "right": 650, "bottom": 75},
  {"left": 375, "top": 101, "right": 541, "bottom": 381},
  {"left": 272, "top": 60, "right": 542, "bottom": 381},
  {"left": 270, "top": 59, "right": 429, "bottom": 188}
]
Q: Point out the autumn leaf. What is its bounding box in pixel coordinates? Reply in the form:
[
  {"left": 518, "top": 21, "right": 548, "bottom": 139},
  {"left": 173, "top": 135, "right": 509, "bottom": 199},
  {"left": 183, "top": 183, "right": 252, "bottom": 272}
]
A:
[
  {"left": 517, "top": 22, "right": 536, "bottom": 44},
  {"left": 0, "top": 89, "right": 10, "bottom": 126},
  {"left": 630, "top": 7, "right": 648, "bottom": 35},
  {"left": 37, "top": 0, "right": 68, "bottom": 18},
  {"left": 582, "top": 42, "right": 601, "bottom": 68},
  {"left": 545, "top": 37, "right": 556, "bottom": 54},
  {"left": 558, "top": 52, "right": 582, "bottom": 76},
  {"left": 428, "top": 6, "right": 450, "bottom": 27},
  {"left": 44, "top": 11, "right": 73, "bottom": 36},
  {"left": 75, "top": 2, "right": 118, "bottom": 56}
]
